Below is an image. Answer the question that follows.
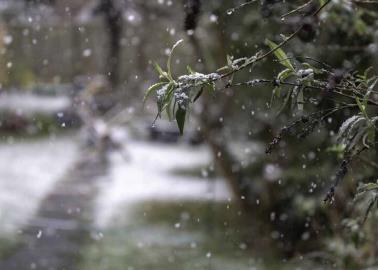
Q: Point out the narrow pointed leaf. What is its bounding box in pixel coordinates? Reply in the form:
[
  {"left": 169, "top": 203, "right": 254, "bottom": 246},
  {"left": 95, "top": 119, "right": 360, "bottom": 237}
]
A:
[
  {"left": 265, "top": 39, "right": 294, "bottom": 71},
  {"left": 167, "top": 39, "right": 184, "bottom": 80},
  {"left": 176, "top": 107, "right": 186, "bottom": 135},
  {"left": 144, "top": 82, "right": 167, "bottom": 103}
]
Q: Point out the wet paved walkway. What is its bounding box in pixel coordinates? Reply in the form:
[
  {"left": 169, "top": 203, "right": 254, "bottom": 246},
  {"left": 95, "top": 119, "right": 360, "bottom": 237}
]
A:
[{"left": 0, "top": 152, "right": 108, "bottom": 270}]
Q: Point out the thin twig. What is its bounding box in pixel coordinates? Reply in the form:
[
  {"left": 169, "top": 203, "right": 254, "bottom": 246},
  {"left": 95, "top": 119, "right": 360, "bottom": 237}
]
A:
[
  {"left": 226, "top": 0, "right": 258, "bottom": 14},
  {"left": 281, "top": 0, "right": 314, "bottom": 19},
  {"left": 232, "top": 78, "right": 378, "bottom": 106},
  {"left": 219, "top": 0, "right": 332, "bottom": 80}
]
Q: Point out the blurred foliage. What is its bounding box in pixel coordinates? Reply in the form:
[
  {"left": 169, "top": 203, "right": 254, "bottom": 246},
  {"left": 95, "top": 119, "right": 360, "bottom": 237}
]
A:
[
  {"left": 0, "top": 0, "right": 377, "bottom": 268},
  {"left": 146, "top": 0, "right": 378, "bottom": 267}
]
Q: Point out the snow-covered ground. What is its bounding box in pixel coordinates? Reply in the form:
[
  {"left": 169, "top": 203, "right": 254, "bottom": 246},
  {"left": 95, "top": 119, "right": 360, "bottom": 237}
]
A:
[
  {"left": 0, "top": 92, "right": 71, "bottom": 115},
  {"left": 0, "top": 136, "right": 78, "bottom": 235},
  {"left": 0, "top": 128, "right": 232, "bottom": 233},
  {"left": 95, "top": 141, "right": 232, "bottom": 227}
]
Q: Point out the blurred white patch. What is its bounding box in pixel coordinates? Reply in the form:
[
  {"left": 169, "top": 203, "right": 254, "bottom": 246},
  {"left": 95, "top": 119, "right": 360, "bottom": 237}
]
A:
[
  {"left": 0, "top": 137, "right": 78, "bottom": 235},
  {"left": 263, "top": 164, "right": 282, "bottom": 182},
  {"left": 95, "top": 141, "right": 232, "bottom": 227},
  {"left": 0, "top": 92, "right": 70, "bottom": 114}
]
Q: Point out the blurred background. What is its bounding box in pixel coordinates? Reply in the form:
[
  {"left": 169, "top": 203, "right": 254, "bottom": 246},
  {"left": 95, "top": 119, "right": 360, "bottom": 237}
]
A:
[{"left": 0, "top": 0, "right": 377, "bottom": 269}]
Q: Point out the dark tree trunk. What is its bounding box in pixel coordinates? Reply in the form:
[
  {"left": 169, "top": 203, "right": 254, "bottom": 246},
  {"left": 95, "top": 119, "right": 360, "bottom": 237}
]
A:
[
  {"left": 94, "top": 0, "right": 122, "bottom": 89},
  {"left": 184, "top": 1, "right": 254, "bottom": 211}
]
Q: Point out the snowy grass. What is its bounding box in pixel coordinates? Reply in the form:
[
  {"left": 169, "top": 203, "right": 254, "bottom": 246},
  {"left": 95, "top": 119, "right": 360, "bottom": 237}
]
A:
[
  {"left": 0, "top": 135, "right": 78, "bottom": 235},
  {"left": 94, "top": 141, "right": 232, "bottom": 228},
  {"left": 79, "top": 201, "right": 267, "bottom": 270}
]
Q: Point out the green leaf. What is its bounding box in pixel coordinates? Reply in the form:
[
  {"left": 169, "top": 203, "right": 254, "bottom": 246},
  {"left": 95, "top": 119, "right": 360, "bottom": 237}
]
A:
[
  {"left": 162, "top": 83, "right": 177, "bottom": 121},
  {"left": 208, "top": 82, "right": 216, "bottom": 93},
  {"left": 357, "top": 182, "right": 378, "bottom": 194},
  {"left": 269, "top": 86, "right": 280, "bottom": 108},
  {"left": 364, "top": 66, "right": 373, "bottom": 79},
  {"left": 186, "top": 65, "right": 195, "bottom": 74},
  {"left": 226, "top": 54, "right": 233, "bottom": 66},
  {"left": 157, "top": 82, "right": 175, "bottom": 114},
  {"left": 265, "top": 39, "right": 294, "bottom": 71},
  {"left": 355, "top": 18, "right": 368, "bottom": 35},
  {"left": 356, "top": 97, "right": 369, "bottom": 120},
  {"left": 364, "top": 78, "right": 378, "bottom": 108},
  {"left": 277, "top": 68, "right": 294, "bottom": 81},
  {"left": 144, "top": 82, "right": 167, "bottom": 103},
  {"left": 276, "top": 86, "right": 294, "bottom": 116},
  {"left": 216, "top": 65, "right": 232, "bottom": 73},
  {"left": 290, "top": 85, "right": 300, "bottom": 110},
  {"left": 167, "top": 39, "right": 184, "bottom": 80},
  {"left": 154, "top": 62, "right": 170, "bottom": 81},
  {"left": 302, "top": 62, "right": 322, "bottom": 74},
  {"left": 163, "top": 82, "right": 176, "bottom": 106},
  {"left": 326, "top": 144, "right": 346, "bottom": 153},
  {"left": 176, "top": 107, "right": 186, "bottom": 135},
  {"left": 297, "top": 87, "right": 304, "bottom": 111},
  {"left": 166, "top": 99, "right": 175, "bottom": 121},
  {"left": 366, "top": 124, "right": 376, "bottom": 147},
  {"left": 193, "top": 87, "right": 203, "bottom": 102}
]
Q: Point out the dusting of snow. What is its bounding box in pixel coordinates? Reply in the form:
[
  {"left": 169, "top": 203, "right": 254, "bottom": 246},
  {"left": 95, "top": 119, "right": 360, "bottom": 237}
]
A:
[
  {"left": 156, "top": 84, "right": 169, "bottom": 97},
  {"left": 0, "top": 136, "right": 78, "bottom": 235},
  {"left": 95, "top": 141, "right": 232, "bottom": 228},
  {"left": 297, "top": 69, "right": 314, "bottom": 79},
  {"left": 0, "top": 92, "right": 70, "bottom": 114},
  {"left": 177, "top": 72, "right": 220, "bottom": 85},
  {"left": 173, "top": 88, "right": 190, "bottom": 108}
]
